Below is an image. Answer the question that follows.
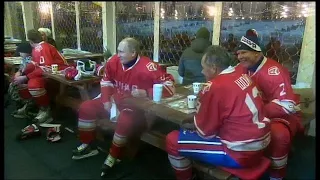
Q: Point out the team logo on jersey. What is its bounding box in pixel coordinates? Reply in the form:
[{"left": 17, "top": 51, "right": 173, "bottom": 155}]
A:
[
  {"left": 146, "top": 62, "right": 157, "bottom": 71},
  {"left": 268, "top": 66, "right": 280, "bottom": 76},
  {"left": 234, "top": 74, "right": 252, "bottom": 90},
  {"left": 34, "top": 45, "right": 43, "bottom": 52}
]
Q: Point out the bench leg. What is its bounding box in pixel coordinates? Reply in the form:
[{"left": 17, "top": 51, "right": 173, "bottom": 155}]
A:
[
  {"left": 304, "top": 123, "right": 311, "bottom": 136},
  {"left": 96, "top": 131, "right": 105, "bottom": 142},
  {"left": 78, "top": 86, "right": 90, "bottom": 101},
  {"left": 54, "top": 83, "right": 67, "bottom": 110},
  {"left": 124, "top": 135, "right": 141, "bottom": 160},
  {"left": 59, "top": 84, "right": 66, "bottom": 95}
]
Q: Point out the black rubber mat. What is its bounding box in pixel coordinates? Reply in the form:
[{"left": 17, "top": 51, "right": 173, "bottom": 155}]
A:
[{"left": 4, "top": 95, "right": 315, "bottom": 180}]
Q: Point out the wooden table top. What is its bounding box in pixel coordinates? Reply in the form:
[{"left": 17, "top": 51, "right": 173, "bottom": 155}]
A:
[
  {"left": 43, "top": 71, "right": 101, "bottom": 86},
  {"left": 5, "top": 49, "right": 17, "bottom": 53},
  {"left": 4, "top": 57, "right": 22, "bottom": 65},
  {"left": 63, "top": 53, "right": 104, "bottom": 61},
  {"left": 123, "top": 85, "right": 195, "bottom": 125},
  {"left": 4, "top": 53, "right": 103, "bottom": 64},
  {"left": 159, "top": 63, "right": 175, "bottom": 67}
]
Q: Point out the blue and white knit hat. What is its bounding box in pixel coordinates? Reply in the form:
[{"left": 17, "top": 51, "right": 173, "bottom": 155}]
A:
[{"left": 237, "top": 35, "right": 262, "bottom": 52}]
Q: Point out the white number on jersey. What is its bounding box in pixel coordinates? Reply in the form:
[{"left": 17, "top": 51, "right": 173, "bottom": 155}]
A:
[
  {"left": 279, "top": 83, "right": 286, "bottom": 96},
  {"left": 245, "top": 86, "right": 266, "bottom": 129},
  {"left": 40, "top": 56, "right": 45, "bottom": 64}
]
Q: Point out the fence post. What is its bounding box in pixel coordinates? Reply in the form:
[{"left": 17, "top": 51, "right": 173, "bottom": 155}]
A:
[
  {"left": 212, "top": 2, "right": 222, "bottom": 45},
  {"left": 153, "top": 2, "right": 160, "bottom": 62},
  {"left": 296, "top": 4, "right": 315, "bottom": 87},
  {"left": 21, "top": 2, "right": 35, "bottom": 40},
  {"left": 75, "top": 1, "right": 81, "bottom": 50},
  {"left": 50, "top": 2, "right": 56, "bottom": 40},
  {"left": 102, "top": 2, "right": 117, "bottom": 55},
  {"left": 4, "top": 2, "right": 13, "bottom": 37},
  {"left": 102, "top": 2, "right": 108, "bottom": 53}
]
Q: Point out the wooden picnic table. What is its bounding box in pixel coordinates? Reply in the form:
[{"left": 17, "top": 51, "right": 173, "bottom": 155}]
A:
[
  {"left": 4, "top": 53, "right": 104, "bottom": 64},
  {"left": 63, "top": 53, "right": 104, "bottom": 63},
  {"left": 123, "top": 85, "right": 195, "bottom": 126},
  {"left": 159, "top": 62, "right": 176, "bottom": 69},
  {"left": 43, "top": 71, "right": 101, "bottom": 110},
  {"left": 63, "top": 53, "right": 104, "bottom": 60},
  {"left": 95, "top": 85, "right": 197, "bottom": 158},
  {"left": 5, "top": 49, "right": 17, "bottom": 53},
  {"left": 4, "top": 57, "right": 22, "bottom": 76},
  {"left": 114, "top": 86, "right": 235, "bottom": 179},
  {"left": 4, "top": 57, "right": 22, "bottom": 65}
]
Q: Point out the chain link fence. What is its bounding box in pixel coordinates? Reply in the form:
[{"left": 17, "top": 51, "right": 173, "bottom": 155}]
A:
[
  {"left": 52, "top": 2, "right": 77, "bottom": 51},
  {"left": 5, "top": 2, "right": 314, "bottom": 84},
  {"left": 116, "top": 2, "right": 155, "bottom": 59},
  {"left": 33, "top": 2, "right": 52, "bottom": 31},
  {"left": 220, "top": 2, "right": 311, "bottom": 84},
  {"left": 159, "top": 2, "right": 214, "bottom": 65},
  {"left": 79, "top": 2, "right": 103, "bottom": 53},
  {"left": 7, "top": 2, "right": 25, "bottom": 40}
]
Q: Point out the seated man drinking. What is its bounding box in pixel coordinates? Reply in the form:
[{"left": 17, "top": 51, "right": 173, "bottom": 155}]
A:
[{"left": 166, "top": 45, "right": 271, "bottom": 180}]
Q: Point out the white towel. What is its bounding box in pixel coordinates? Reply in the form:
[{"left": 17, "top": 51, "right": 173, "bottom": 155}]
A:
[
  {"left": 110, "top": 100, "right": 119, "bottom": 122},
  {"left": 93, "top": 93, "right": 119, "bottom": 122}
]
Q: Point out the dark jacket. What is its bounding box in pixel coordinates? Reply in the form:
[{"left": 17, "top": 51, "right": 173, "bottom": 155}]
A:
[
  {"left": 178, "top": 27, "right": 211, "bottom": 85},
  {"left": 47, "top": 37, "right": 57, "bottom": 49},
  {"left": 15, "top": 42, "right": 32, "bottom": 56}
]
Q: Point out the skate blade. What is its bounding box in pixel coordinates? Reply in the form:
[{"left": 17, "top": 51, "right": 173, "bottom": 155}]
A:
[
  {"left": 72, "top": 150, "right": 99, "bottom": 160},
  {"left": 39, "top": 122, "right": 60, "bottom": 128}
]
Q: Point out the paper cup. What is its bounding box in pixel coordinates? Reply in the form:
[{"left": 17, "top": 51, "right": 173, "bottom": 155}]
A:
[
  {"left": 192, "top": 82, "right": 202, "bottom": 95},
  {"left": 187, "top": 95, "right": 197, "bottom": 109},
  {"left": 51, "top": 64, "right": 58, "bottom": 74},
  {"left": 153, "top": 84, "right": 163, "bottom": 102}
]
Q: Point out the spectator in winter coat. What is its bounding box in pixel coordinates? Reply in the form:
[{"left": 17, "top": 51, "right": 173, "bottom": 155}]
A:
[{"left": 178, "top": 27, "right": 211, "bottom": 85}]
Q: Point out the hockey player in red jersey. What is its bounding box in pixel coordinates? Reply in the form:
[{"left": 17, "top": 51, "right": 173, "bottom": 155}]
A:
[
  {"left": 12, "top": 29, "right": 68, "bottom": 124},
  {"left": 166, "top": 45, "right": 271, "bottom": 180},
  {"left": 72, "top": 37, "right": 175, "bottom": 177},
  {"left": 235, "top": 31, "right": 302, "bottom": 180}
]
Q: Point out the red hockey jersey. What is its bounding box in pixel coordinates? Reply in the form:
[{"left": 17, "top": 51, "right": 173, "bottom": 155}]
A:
[
  {"left": 235, "top": 57, "right": 302, "bottom": 135},
  {"left": 194, "top": 66, "right": 270, "bottom": 166},
  {"left": 100, "top": 55, "right": 175, "bottom": 106},
  {"left": 23, "top": 42, "right": 68, "bottom": 79}
]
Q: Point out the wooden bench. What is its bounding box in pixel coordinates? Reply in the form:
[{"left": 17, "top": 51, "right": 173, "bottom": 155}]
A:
[
  {"left": 88, "top": 85, "right": 236, "bottom": 180},
  {"left": 293, "top": 88, "right": 315, "bottom": 135},
  {"left": 95, "top": 116, "right": 234, "bottom": 180},
  {"left": 43, "top": 71, "right": 101, "bottom": 113},
  {"left": 61, "top": 94, "right": 311, "bottom": 180},
  {"left": 300, "top": 100, "right": 315, "bottom": 135},
  {"left": 53, "top": 84, "right": 314, "bottom": 179}
]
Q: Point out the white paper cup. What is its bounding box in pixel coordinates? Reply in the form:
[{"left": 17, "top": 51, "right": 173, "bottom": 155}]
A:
[
  {"left": 153, "top": 84, "right": 163, "bottom": 102},
  {"left": 51, "top": 64, "right": 58, "bottom": 74},
  {"left": 187, "top": 95, "right": 197, "bottom": 109},
  {"left": 193, "top": 82, "right": 202, "bottom": 95}
]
